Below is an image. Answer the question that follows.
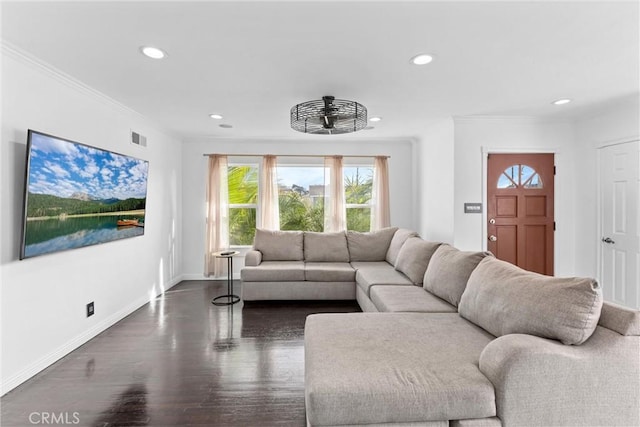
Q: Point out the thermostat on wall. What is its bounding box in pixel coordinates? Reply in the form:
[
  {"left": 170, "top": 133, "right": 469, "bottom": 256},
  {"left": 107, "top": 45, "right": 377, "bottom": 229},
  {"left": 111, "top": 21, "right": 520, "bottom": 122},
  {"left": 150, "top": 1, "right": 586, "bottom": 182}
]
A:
[{"left": 464, "top": 203, "right": 482, "bottom": 213}]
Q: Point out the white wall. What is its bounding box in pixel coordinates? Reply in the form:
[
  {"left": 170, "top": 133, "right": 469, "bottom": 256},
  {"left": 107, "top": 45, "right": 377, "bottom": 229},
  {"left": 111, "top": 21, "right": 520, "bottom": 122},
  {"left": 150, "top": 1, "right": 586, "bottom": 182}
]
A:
[
  {"left": 0, "top": 46, "right": 183, "bottom": 394},
  {"left": 453, "top": 116, "right": 576, "bottom": 276},
  {"left": 1, "top": 32, "right": 635, "bottom": 398},
  {"left": 181, "top": 137, "right": 416, "bottom": 279},
  {"left": 573, "top": 95, "right": 640, "bottom": 278},
  {"left": 415, "top": 118, "right": 455, "bottom": 243}
]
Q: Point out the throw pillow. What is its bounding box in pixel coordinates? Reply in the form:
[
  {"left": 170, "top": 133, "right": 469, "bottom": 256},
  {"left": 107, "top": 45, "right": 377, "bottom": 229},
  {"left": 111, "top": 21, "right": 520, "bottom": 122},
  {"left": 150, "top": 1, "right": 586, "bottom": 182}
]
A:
[
  {"left": 394, "top": 238, "right": 442, "bottom": 284},
  {"left": 253, "top": 228, "right": 304, "bottom": 261},
  {"left": 385, "top": 228, "right": 420, "bottom": 266},
  {"left": 423, "top": 245, "right": 492, "bottom": 307},
  {"left": 459, "top": 257, "right": 603, "bottom": 345},
  {"left": 346, "top": 227, "right": 398, "bottom": 261},
  {"left": 304, "top": 231, "right": 349, "bottom": 262}
]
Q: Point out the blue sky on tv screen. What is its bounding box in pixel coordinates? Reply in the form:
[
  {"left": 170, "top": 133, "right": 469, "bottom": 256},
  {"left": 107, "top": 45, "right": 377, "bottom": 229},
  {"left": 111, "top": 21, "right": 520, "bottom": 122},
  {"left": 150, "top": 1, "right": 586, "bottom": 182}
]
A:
[{"left": 28, "top": 132, "right": 149, "bottom": 200}]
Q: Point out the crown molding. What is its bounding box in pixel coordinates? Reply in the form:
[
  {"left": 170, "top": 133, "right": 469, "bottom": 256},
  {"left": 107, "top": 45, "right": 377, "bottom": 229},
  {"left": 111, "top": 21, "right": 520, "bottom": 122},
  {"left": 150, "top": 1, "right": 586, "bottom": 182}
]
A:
[
  {"left": 1, "top": 40, "right": 182, "bottom": 141},
  {"left": 1, "top": 40, "right": 140, "bottom": 115}
]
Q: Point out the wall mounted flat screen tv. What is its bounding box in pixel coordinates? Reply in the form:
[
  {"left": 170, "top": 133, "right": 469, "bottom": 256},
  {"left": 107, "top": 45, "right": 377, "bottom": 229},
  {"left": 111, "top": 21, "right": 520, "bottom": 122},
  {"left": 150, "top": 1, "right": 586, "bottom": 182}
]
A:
[{"left": 20, "top": 130, "right": 149, "bottom": 259}]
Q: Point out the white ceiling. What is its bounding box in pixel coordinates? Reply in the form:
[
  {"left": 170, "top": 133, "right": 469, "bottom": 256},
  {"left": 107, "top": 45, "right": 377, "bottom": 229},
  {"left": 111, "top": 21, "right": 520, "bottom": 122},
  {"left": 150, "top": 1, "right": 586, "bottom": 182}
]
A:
[{"left": 1, "top": 1, "right": 639, "bottom": 141}]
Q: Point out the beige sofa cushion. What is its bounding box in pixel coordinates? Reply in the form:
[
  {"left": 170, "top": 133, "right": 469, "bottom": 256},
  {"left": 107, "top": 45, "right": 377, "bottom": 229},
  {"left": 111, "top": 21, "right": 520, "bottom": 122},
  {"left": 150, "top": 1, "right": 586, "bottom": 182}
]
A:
[
  {"left": 305, "top": 313, "right": 496, "bottom": 426},
  {"left": 240, "top": 261, "right": 305, "bottom": 282},
  {"left": 459, "top": 257, "right": 603, "bottom": 345},
  {"left": 385, "top": 228, "right": 419, "bottom": 266},
  {"left": 304, "top": 231, "right": 349, "bottom": 262},
  {"left": 305, "top": 262, "right": 356, "bottom": 282},
  {"left": 347, "top": 227, "right": 398, "bottom": 261},
  {"left": 394, "top": 237, "right": 442, "bottom": 284},
  {"left": 254, "top": 229, "right": 303, "bottom": 261},
  {"left": 370, "top": 285, "right": 456, "bottom": 313},
  {"left": 423, "top": 245, "right": 492, "bottom": 307},
  {"left": 352, "top": 261, "right": 413, "bottom": 296}
]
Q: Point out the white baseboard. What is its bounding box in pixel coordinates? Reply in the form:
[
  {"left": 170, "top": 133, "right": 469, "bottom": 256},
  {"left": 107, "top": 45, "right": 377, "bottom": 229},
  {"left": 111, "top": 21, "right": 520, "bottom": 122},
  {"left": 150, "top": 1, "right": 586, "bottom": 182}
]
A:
[{"left": 1, "top": 275, "right": 183, "bottom": 396}]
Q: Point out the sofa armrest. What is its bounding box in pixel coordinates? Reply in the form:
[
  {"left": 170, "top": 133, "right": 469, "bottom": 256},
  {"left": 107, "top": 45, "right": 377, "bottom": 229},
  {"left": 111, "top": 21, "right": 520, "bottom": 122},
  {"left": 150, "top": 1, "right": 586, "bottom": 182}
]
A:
[
  {"left": 479, "top": 327, "right": 639, "bottom": 426},
  {"left": 244, "top": 250, "right": 262, "bottom": 267}
]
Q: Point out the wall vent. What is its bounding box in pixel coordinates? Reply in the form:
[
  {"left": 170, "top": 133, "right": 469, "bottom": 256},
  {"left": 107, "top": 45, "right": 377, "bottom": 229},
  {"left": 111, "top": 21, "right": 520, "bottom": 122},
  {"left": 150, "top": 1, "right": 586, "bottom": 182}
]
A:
[{"left": 131, "top": 131, "right": 147, "bottom": 147}]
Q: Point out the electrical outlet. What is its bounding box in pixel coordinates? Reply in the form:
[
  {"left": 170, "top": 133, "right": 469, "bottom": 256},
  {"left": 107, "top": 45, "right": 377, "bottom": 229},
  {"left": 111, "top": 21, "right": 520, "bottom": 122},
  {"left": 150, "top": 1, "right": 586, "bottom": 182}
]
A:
[{"left": 86, "top": 302, "right": 94, "bottom": 317}]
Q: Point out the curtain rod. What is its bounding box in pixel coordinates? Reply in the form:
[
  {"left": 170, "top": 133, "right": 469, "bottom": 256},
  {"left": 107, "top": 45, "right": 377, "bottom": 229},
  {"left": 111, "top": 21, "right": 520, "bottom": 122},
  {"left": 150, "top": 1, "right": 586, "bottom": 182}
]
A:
[{"left": 202, "top": 154, "right": 390, "bottom": 159}]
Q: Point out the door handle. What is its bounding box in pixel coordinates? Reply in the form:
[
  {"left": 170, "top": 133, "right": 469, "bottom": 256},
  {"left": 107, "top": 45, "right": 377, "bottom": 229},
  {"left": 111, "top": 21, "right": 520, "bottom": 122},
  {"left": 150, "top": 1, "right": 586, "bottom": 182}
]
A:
[
  {"left": 601, "top": 237, "right": 615, "bottom": 244},
  {"left": 489, "top": 218, "right": 496, "bottom": 224},
  {"left": 488, "top": 235, "right": 497, "bottom": 242}
]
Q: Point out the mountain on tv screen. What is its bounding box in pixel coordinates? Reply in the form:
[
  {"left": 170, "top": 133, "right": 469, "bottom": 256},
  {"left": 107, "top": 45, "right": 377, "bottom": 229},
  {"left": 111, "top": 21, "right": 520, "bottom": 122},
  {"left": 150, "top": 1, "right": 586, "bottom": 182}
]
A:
[{"left": 20, "top": 130, "right": 149, "bottom": 259}]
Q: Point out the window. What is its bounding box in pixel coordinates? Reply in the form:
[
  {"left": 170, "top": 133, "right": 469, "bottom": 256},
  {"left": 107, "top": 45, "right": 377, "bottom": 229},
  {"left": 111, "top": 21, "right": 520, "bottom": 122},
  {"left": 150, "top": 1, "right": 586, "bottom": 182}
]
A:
[
  {"left": 225, "top": 158, "right": 380, "bottom": 246},
  {"left": 344, "top": 166, "right": 373, "bottom": 232},
  {"left": 277, "top": 166, "right": 325, "bottom": 231},
  {"left": 228, "top": 165, "right": 258, "bottom": 245},
  {"left": 276, "top": 164, "right": 374, "bottom": 232},
  {"left": 497, "top": 164, "right": 543, "bottom": 189}
]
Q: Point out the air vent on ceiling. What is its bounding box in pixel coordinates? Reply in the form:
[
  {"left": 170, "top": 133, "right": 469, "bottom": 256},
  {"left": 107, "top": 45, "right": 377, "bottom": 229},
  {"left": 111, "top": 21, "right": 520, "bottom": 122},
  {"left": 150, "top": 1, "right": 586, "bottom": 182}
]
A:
[{"left": 131, "top": 130, "right": 147, "bottom": 147}]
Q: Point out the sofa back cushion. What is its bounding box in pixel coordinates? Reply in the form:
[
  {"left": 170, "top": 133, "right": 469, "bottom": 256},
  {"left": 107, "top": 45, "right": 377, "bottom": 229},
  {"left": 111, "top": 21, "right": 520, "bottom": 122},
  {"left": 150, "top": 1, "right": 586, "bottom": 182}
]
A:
[
  {"left": 459, "top": 257, "right": 603, "bottom": 345},
  {"left": 347, "top": 227, "right": 398, "bottom": 261},
  {"left": 394, "top": 238, "right": 442, "bottom": 285},
  {"left": 386, "top": 228, "right": 419, "bottom": 266},
  {"left": 254, "top": 229, "right": 304, "bottom": 261},
  {"left": 304, "top": 231, "right": 350, "bottom": 262},
  {"left": 423, "top": 245, "right": 491, "bottom": 307}
]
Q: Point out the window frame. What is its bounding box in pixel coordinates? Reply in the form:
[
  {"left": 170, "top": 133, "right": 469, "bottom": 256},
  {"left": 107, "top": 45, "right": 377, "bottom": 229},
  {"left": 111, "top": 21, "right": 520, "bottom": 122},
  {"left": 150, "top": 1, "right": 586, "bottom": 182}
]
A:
[
  {"left": 226, "top": 158, "right": 379, "bottom": 245},
  {"left": 276, "top": 163, "right": 326, "bottom": 232},
  {"left": 497, "top": 164, "right": 543, "bottom": 189},
  {"left": 227, "top": 162, "right": 259, "bottom": 248},
  {"left": 343, "top": 163, "right": 374, "bottom": 231}
]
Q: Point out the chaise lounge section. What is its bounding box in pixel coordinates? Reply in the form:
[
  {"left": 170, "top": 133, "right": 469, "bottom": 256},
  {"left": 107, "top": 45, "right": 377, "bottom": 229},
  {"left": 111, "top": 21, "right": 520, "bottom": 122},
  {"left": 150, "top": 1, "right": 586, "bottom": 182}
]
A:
[
  {"left": 305, "top": 255, "right": 640, "bottom": 426},
  {"left": 305, "top": 299, "right": 640, "bottom": 426},
  {"left": 240, "top": 228, "right": 640, "bottom": 426}
]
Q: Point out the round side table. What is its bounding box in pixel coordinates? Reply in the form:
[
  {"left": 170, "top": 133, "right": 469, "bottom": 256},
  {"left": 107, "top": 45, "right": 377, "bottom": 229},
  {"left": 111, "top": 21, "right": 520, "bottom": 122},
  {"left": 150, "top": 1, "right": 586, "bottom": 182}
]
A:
[{"left": 211, "top": 250, "right": 241, "bottom": 306}]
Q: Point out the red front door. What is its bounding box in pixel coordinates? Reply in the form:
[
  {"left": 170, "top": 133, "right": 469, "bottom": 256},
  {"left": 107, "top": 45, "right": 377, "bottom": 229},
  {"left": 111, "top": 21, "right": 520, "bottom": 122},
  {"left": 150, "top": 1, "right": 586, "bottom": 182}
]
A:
[{"left": 487, "top": 153, "right": 555, "bottom": 275}]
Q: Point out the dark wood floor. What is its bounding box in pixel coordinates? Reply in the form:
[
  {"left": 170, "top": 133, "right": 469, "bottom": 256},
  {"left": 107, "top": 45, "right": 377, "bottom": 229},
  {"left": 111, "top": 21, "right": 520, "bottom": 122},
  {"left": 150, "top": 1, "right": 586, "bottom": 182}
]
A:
[{"left": 1, "top": 280, "right": 360, "bottom": 427}]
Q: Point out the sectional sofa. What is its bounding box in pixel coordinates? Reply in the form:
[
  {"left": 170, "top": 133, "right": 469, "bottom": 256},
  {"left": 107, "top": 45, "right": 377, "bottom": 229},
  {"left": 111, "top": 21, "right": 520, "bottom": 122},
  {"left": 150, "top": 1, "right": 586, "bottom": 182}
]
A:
[
  {"left": 240, "top": 228, "right": 640, "bottom": 426},
  {"left": 241, "top": 227, "right": 401, "bottom": 301}
]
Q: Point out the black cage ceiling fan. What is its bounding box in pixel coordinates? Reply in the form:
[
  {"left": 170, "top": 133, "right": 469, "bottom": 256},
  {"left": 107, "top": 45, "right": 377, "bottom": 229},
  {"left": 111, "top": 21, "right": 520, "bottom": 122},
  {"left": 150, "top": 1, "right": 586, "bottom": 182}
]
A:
[{"left": 290, "top": 95, "right": 368, "bottom": 135}]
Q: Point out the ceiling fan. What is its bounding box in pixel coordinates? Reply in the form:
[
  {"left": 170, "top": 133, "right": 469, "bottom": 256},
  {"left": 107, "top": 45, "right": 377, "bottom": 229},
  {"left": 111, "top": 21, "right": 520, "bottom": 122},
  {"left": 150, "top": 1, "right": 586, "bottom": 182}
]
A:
[{"left": 290, "top": 95, "right": 368, "bottom": 135}]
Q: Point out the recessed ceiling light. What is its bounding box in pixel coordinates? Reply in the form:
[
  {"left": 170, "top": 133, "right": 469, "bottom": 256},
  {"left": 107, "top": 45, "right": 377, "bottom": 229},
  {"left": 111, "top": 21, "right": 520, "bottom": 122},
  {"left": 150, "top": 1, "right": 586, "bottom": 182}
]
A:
[
  {"left": 552, "top": 98, "right": 572, "bottom": 105},
  {"left": 209, "top": 114, "right": 223, "bottom": 120},
  {"left": 219, "top": 124, "right": 233, "bottom": 129},
  {"left": 411, "top": 54, "right": 434, "bottom": 65},
  {"left": 369, "top": 117, "right": 382, "bottom": 122},
  {"left": 140, "top": 46, "right": 166, "bottom": 59}
]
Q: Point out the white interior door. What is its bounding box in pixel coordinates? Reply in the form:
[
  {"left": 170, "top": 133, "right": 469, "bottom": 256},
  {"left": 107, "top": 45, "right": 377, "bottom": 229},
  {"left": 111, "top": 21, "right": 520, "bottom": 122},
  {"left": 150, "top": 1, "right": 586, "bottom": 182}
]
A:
[{"left": 599, "top": 141, "right": 640, "bottom": 309}]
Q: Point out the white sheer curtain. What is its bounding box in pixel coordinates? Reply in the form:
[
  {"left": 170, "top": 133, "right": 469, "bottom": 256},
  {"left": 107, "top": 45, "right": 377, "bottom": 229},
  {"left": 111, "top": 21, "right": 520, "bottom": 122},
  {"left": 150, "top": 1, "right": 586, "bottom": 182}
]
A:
[
  {"left": 258, "top": 155, "right": 280, "bottom": 230},
  {"left": 324, "top": 156, "right": 346, "bottom": 232},
  {"left": 371, "top": 156, "right": 391, "bottom": 230},
  {"left": 204, "top": 155, "right": 229, "bottom": 277}
]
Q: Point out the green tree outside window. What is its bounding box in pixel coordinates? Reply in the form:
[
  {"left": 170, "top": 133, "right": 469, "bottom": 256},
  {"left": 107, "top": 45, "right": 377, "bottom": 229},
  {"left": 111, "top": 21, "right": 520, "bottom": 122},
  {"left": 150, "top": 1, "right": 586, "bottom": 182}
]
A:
[{"left": 227, "top": 164, "right": 375, "bottom": 246}]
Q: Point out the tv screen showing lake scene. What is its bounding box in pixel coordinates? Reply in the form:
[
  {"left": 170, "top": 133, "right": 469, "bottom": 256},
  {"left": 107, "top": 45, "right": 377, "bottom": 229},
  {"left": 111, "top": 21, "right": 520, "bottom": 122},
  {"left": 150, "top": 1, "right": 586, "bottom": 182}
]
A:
[{"left": 20, "top": 130, "right": 149, "bottom": 259}]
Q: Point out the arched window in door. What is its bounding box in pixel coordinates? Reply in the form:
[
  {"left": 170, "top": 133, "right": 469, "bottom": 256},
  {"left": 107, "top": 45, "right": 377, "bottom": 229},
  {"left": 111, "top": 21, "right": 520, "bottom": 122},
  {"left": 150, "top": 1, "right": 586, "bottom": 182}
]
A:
[{"left": 497, "top": 164, "right": 543, "bottom": 189}]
